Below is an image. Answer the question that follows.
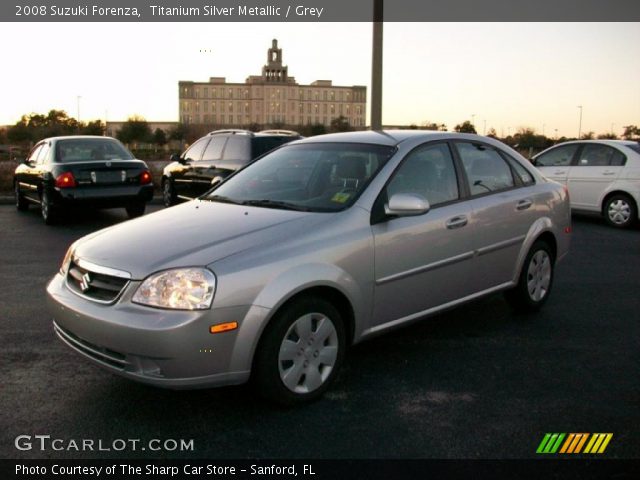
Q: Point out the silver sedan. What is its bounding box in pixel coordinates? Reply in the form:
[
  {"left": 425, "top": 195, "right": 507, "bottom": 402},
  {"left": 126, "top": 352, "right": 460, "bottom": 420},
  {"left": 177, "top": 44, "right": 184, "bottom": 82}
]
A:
[{"left": 47, "top": 131, "right": 571, "bottom": 405}]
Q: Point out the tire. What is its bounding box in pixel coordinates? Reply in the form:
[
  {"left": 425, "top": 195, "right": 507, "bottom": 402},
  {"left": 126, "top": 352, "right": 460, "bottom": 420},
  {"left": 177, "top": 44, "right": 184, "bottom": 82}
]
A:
[
  {"left": 603, "top": 194, "right": 637, "bottom": 229},
  {"left": 126, "top": 202, "right": 146, "bottom": 218},
  {"left": 253, "top": 296, "right": 346, "bottom": 406},
  {"left": 162, "top": 178, "right": 177, "bottom": 207},
  {"left": 505, "top": 240, "right": 554, "bottom": 313},
  {"left": 15, "top": 182, "right": 28, "bottom": 211},
  {"left": 40, "top": 190, "right": 58, "bottom": 225}
]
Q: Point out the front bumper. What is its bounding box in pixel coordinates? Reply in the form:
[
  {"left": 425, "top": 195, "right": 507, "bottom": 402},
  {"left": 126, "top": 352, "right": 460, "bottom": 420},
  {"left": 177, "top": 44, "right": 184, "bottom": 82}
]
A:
[{"left": 47, "top": 272, "right": 257, "bottom": 389}]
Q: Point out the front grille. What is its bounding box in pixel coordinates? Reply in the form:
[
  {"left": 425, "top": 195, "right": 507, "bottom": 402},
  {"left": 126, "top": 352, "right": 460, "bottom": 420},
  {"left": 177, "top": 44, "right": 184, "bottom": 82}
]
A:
[{"left": 66, "top": 260, "right": 129, "bottom": 303}]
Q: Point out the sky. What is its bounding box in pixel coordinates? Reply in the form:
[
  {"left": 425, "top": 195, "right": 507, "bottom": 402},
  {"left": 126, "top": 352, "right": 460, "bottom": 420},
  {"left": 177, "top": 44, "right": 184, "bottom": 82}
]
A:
[{"left": 0, "top": 22, "right": 638, "bottom": 137}]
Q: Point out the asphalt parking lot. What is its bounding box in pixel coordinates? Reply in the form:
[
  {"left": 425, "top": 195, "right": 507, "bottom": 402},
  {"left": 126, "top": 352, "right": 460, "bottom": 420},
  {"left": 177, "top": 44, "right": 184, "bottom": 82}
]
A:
[{"left": 0, "top": 205, "right": 638, "bottom": 460}]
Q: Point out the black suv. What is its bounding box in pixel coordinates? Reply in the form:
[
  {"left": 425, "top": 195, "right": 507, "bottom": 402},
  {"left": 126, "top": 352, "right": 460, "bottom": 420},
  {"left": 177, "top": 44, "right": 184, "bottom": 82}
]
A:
[{"left": 162, "top": 129, "right": 302, "bottom": 206}]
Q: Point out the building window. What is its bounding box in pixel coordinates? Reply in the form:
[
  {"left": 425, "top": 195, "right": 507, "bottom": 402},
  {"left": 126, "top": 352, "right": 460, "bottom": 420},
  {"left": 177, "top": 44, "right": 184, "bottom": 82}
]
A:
[{"left": 228, "top": 102, "right": 233, "bottom": 112}]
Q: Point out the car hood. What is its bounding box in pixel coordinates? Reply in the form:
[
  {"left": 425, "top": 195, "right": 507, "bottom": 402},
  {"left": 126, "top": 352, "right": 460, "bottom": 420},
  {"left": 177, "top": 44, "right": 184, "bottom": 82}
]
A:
[{"left": 73, "top": 200, "right": 324, "bottom": 279}]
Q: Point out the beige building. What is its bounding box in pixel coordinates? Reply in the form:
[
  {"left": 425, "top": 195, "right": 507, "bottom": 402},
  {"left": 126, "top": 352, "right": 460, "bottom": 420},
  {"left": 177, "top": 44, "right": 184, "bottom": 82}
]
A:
[{"left": 178, "top": 39, "right": 367, "bottom": 129}]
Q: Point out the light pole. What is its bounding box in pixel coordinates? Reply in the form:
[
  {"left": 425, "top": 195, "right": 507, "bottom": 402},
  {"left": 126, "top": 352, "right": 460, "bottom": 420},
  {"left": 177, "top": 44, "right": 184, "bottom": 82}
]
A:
[
  {"left": 77, "top": 96, "right": 82, "bottom": 133},
  {"left": 370, "top": 0, "right": 383, "bottom": 130},
  {"left": 483, "top": 119, "right": 487, "bottom": 135},
  {"left": 471, "top": 114, "right": 476, "bottom": 129},
  {"left": 611, "top": 123, "right": 615, "bottom": 136},
  {"left": 577, "top": 105, "right": 583, "bottom": 139},
  {"left": 542, "top": 123, "right": 546, "bottom": 136}
]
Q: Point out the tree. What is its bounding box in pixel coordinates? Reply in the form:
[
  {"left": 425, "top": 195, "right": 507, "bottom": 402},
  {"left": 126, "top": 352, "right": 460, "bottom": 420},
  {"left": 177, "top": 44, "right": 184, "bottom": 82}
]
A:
[
  {"left": 622, "top": 125, "right": 640, "bottom": 140},
  {"left": 116, "top": 116, "right": 152, "bottom": 144},
  {"left": 168, "top": 123, "right": 189, "bottom": 141},
  {"left": 82, "top": 120, "right": 105, "bottom": 136},
  {"left": 422, "top": 121, "right": 447, "bottom": 131},
  {"left": 597, "top": 132, "right": 618, "bottom": 140},
  {"left": 153, "top": 128, "right": 167, "bottom": 145},
  {"left": 486, "top": 128, "right": 498, "bottom": 138},
  {"left": 329, "top": 115, "right": 352, "bottom": 133},
  {"left": 580, "top": 131, "right": 595, "bottom": 140},
  {"left": 454, "top": 121, "right": 476, "bottom": 134}
]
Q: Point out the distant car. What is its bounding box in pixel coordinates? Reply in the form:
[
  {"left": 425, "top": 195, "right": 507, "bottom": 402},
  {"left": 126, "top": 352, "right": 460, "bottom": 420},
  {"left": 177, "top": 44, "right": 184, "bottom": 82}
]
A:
[
  {"left": 533, "top": 140, "right": 640, "bottom": 228},
  {"left": 14, "top": 136, "right": 153, "bottom": 224},
  {"left": 48, "top": 131, "right": 571, "bottom": 405},
  {"left": 162, "top": 129, "right": 302, "bottom": 206}
]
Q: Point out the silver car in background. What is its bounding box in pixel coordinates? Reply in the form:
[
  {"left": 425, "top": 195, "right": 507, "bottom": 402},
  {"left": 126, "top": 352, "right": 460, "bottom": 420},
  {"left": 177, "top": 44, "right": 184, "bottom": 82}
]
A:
[{"left": 47, "top": 131, "right": 571, "bottom": 405}]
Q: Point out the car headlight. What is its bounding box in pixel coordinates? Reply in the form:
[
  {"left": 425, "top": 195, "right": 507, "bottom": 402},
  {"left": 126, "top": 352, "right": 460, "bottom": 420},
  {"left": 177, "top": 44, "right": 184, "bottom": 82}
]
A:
[
  {"left": 60, "top": 243, "right": 77, "bottom": 275},
  {"left": 132, "top": 268, "right": 216, "bottom": 310}
]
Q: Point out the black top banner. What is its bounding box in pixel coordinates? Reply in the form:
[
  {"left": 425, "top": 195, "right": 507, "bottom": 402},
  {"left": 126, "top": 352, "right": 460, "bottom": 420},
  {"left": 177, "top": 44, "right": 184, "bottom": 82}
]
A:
[{"left": 4, "top": 0, "right": 640, "bottom": 22}]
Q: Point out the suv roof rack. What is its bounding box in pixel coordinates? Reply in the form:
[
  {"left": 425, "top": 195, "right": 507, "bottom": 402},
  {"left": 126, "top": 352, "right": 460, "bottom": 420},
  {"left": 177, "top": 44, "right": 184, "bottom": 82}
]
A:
[
  {"left": 207, "top": 129, "right": 254, "bottom": 136},
  {"left": 258, "top": 129, "right": 300, "bottom": 136}
]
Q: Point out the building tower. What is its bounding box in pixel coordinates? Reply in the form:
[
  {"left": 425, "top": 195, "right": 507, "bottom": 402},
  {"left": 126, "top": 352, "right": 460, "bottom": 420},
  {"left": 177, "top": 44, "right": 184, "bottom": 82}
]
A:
[{"left": 262, "top": 39, "right": 288, "bottom": 82}]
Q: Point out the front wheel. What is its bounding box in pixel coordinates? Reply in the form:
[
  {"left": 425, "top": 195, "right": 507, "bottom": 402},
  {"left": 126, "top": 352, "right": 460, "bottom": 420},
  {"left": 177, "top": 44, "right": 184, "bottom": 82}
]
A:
[
  {"left": 253, "top": 296, "right": 346, "bottom": 406},
  {"left": 126, "top": 202, "right": 146, "bottom": 218},
  {"left": 15, "top": 182, "right": 29, "bottom": 211},
  {"left": 505, "top": 240, "right": 554, "bottom": 312},
  {"left": 604, "top": 194, "right": 636, "bottom": 229}
]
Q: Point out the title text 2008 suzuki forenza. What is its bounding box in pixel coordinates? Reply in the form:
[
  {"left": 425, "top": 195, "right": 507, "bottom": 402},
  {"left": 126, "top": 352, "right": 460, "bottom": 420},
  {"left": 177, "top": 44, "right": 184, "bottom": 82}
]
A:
[{"left": 47, "top": 131, "right": 571, "bottom": 404}]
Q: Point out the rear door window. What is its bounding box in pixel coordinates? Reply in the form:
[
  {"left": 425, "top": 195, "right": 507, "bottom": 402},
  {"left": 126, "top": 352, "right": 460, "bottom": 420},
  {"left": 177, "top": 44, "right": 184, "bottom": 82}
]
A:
[
  {"left": 202, "top": 136, "right": 226, "bottom": 161},
  {"left": 455, "top": 142, "right": 515, "bottom": 196},
  {"left": 578, "top": 144, "right": 626, "bottom": 166}
]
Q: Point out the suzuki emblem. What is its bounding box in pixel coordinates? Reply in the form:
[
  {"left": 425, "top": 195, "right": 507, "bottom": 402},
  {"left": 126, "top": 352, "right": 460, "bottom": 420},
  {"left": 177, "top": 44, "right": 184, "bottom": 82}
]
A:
[{"left": 79, "top": 273, "right": 91, "bottom": 292}]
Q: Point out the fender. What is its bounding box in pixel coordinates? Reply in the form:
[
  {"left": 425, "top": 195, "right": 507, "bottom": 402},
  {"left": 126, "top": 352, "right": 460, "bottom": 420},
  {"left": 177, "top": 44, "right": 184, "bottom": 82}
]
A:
[
  {"left": 512, "top": 217, "right": 555, "bottom": 283},
  {"left": 229, "top": 263, "right": 365, "bottom": 373}
]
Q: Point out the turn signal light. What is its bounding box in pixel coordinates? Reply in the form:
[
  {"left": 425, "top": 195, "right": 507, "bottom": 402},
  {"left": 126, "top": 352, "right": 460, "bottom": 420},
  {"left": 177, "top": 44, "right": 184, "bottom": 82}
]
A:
[
  {"left": 209, "top": 322, "right": 238, "bottom": 334},
  {"left": 140, "top": 170, "right": 152, "bottom": 185},
  {"left": 55, "top": 171, "right": 77, "bottom": 188}
]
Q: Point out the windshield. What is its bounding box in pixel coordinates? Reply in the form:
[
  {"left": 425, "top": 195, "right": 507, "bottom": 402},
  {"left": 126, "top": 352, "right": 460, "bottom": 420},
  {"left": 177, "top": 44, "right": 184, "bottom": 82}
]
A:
[
  {"left": 206, "top": 143, "right": 395, "bottom": 212},
  {"left": 55, "top": 138, "right": 135, "bottom": 163}
]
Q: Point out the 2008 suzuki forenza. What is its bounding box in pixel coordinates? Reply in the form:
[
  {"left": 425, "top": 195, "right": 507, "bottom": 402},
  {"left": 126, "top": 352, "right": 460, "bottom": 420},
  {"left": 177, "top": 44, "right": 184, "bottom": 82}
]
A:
[{"left": 47, "top": 131, "right": 571, "bottom": 405}]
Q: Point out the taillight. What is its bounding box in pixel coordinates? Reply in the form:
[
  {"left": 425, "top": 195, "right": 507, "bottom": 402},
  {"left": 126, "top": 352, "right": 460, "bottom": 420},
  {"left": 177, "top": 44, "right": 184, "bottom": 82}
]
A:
[
  {"left": 140, "top": 170, "right": 152, "bottom": 185},
  {"left": 55, "top": 171, "right": 77, "bottom": 188}
]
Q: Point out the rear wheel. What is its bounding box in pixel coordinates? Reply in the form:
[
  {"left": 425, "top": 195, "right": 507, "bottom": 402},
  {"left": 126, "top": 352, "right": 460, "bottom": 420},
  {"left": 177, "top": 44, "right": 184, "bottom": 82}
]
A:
[
  {"left": 15, "top": 182, "right": 28, "bottom": 211},
  {"left": 253, "top": 296, "right": 346, "bottom": 406},
  {"left": 162, "top": 179, "right": 177, "bottom": 207},
  {"left": 505, "top": 240, "right": 554, "bottom": 312},
  {"left": 604, "top": 194, "right": 636, "bottom": 229},
  {"left": 126, "top": 202, "right": 146, "bottom": 218},
  {"left": 40, "top": 190, "right": 58, "bottom": 225}
]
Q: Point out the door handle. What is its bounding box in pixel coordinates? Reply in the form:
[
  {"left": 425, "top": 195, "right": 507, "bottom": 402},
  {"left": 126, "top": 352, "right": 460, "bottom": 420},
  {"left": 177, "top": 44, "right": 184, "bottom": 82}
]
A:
[
  {"left": 445, "top": 216, "right": 468, "bottom": 229},
  {"left": 553, "top": 171, "right": 567, "bottom": 175},
  {"left": 516, "top": 199, "right": 533, "bottom": 211},
  {"left": 602, "top": 171, "right": 616, "bottom": 176}
]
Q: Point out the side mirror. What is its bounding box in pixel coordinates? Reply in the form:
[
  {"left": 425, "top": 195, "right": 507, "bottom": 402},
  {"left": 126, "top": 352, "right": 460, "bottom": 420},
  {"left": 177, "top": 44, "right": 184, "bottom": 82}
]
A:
[
  {"left": 384, "top": 193, "right": 430, "bottom": 217},
  {"left": 170, "top": 153, "right": 187, "bottom": 164},
  {"left": 210, "top": 175, "right": 224, "bottom": 188}
]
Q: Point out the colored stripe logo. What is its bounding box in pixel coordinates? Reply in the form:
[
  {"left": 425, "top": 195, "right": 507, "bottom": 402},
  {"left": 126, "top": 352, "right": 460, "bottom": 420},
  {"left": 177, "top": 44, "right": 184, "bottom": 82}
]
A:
[{"left": 536, "top": 433, "right": 613, "bottom": 454}]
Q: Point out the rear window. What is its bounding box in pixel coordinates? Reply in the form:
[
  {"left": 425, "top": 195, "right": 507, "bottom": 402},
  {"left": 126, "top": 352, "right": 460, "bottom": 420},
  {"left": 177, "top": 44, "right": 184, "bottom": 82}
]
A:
[
  {"left": 625, "top": 143, "right": 640, "bottom": 155},
  {"left": 55, "top": 138, "right": 134, "bottom": 163},
  {"left": 252, "top": 136, "right": 297, "bottom": 159}
]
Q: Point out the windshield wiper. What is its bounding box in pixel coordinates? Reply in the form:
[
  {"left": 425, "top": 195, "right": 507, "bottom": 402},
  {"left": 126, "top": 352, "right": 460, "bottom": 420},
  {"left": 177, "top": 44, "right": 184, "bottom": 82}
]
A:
[
  {"left": 241, "top": 199, "right": 310, "bottom": 211},
  {"left": 204, "top": 195, "right": 243, "bottom": 205}
]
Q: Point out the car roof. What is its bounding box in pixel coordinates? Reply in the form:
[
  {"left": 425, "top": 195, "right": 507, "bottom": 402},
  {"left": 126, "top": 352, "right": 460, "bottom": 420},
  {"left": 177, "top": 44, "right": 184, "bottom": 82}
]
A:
[
  {"left": 292, "top": 130, "right": 491, "bottom": 147},
  {"left": 533, "top": 139, "right": 640, "bottom": 157},
  {"left": 40, "top": 135, "right": 119, "bottom": 143}
]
